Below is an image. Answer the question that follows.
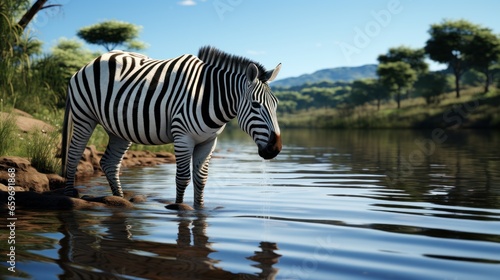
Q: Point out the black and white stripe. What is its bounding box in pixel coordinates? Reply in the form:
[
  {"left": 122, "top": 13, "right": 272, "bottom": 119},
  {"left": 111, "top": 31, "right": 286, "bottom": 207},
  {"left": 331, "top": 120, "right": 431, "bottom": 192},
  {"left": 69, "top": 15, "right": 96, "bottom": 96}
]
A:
[{"left": 61, "top": 46, "right": 282, "bottom": 208}]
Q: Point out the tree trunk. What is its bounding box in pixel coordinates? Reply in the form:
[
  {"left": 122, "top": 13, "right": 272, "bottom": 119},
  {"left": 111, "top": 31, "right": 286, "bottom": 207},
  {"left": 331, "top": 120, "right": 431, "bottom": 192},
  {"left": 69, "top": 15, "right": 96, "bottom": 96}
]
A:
[
  {"left": 397, "top": 88, "right": 401, "bottom": 109},
  {"left": 17, "top": 0, "right": 49, "bottom": 30},
  {"left": 484, "top": 70, "right": 491, "bottom": 93},
  {"left": 454, "top": 72, "right": 461, "bottom": 98}
]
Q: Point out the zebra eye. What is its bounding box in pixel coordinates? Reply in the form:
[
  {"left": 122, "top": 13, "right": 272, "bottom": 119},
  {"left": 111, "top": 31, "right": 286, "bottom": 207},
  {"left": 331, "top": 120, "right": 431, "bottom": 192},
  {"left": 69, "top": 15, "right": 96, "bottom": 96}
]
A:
[{"left": 251, "top": 101, "right": 261, "bottom": 108}]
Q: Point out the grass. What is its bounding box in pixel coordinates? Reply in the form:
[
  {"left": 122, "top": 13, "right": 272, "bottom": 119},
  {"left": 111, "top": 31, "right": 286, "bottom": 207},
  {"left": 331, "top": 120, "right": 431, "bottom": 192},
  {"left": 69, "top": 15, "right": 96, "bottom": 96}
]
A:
[
  {"left": 279, "top": 86, "right": 500, "bottom": 129},
  {"left": 0, "top": 112, "right": 18, "bottom": 156},
  {"left": 25, "top": 129, "right": 61, "bottom": 174},
  {"left": 0, "top": 111, "right": 60, "bottom": 174}
]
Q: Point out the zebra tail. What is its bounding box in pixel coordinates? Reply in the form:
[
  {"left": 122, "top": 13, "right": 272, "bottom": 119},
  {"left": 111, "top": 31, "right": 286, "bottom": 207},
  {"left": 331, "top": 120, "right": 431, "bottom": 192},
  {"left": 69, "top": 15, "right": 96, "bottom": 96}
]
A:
[{"left": 60, "top": 93, "right": 73, "bottom": 178}]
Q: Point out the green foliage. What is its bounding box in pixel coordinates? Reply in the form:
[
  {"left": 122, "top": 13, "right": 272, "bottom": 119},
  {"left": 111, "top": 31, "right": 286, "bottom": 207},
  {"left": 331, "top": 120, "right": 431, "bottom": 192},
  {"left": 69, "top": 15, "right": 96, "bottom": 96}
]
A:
[
  {"left": 467, "top": 27, "right": 500, "bottom": 92},
  {"left": 425, "top": 19, "right": 482, "bottom": 97},
  {"left": 378, "top": 46, "right": 428, "bottom": 75},
  {"left": 0, "top": 113, "right": 18, "bottom": 156},
  {"left": 77, "top": 20, "right": 147, "bottom": 51},
  {"left": 349, "top": 79, "right": 387, "bottom": 109},
  {"left": 25, "top": 129, "right": 61, "bottom": 174},
  {"left": 377, "top": 62, "right": 417, "bottom": 108},
  {"left": 414, "top": 73, "right": 449, "bottom": 104}
]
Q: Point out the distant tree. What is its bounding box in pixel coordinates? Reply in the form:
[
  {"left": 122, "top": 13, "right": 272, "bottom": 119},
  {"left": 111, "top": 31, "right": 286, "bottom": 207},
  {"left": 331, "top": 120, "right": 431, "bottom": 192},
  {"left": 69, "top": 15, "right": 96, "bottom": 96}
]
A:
[
  {"left": 378, "top": 46, "right": 428, "bottom": 99},
  {"left": 77, "top": 20, "right": 147, "bottom": 51},
  {"left": 378, "top": 46, "right": 428, "bottom": 75},
  {"left": 33, "top": 38, "right": 100, "bottom": 107},
  {"left": 50, "top": 38, "right": 100, "bottom": 78},
  {"left": 467, "top": 28, "right": 500, "bottom": 93},
  {"left": 377, "top": 62, "right": 417, "bottom": 109},
  {"left": 275, "top": 91, "right": 312, "bottom": 112},
  {"left": 425, "top": 19, "right": 480, "bottom": 98},
  {"left": 414, "top": 73, "right": 449, "bottom": 105},
  {"left": 300, "top": 87, "right": 336, "bottom": 108},
  {"left": 350, "top": 79, "right": 388, "bottom": 110},
  {"left": 350, "top": 80, "right": 373, "bottom": 106}
]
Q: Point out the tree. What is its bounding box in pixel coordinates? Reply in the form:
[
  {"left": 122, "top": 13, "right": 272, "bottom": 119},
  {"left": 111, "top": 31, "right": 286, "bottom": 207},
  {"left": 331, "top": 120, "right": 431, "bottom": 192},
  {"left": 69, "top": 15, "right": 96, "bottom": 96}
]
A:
[
  {"left": 414, "top": 72, "right": 449, "bottom": 105},
  {"left": 378, "top": 46, "right": 428, "bottom": 75},
  {"left": 377, "top": 62, "right": 417, "bottom": 109},
  {"left": 467, "top": 28, "right": 500, "bottom": 93},
  {"left": 17, "top": 0, "right": 61, "bottom": 30},
  {"left": 378, "top": 46, "right": 428, "bottom": 100},
  {"left": 350, "top": 79, "right": 388, "bottom": 111},
  {"left": 424, "top": 19, "right": 480, "bottom": 98},
  {"left": 77, "top": 20, "right": 147, "bottom": 52}
]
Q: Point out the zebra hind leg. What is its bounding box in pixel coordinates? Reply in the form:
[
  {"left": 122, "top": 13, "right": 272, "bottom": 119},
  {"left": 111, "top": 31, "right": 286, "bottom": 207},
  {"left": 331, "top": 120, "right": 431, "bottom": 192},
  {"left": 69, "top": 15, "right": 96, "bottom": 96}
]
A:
[
  {"left": 64, "top": 120, "right": 97, "bottom": 197},
  {"left": 100, "top": 133, "right": 132, "bottom": 197}
]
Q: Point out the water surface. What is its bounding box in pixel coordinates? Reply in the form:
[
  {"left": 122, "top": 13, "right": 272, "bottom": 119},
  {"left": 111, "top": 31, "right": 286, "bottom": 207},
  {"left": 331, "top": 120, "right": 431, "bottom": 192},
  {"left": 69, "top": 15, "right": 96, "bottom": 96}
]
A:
[{"left": 2, "top": 129, "right": 500, "bottom": 279}]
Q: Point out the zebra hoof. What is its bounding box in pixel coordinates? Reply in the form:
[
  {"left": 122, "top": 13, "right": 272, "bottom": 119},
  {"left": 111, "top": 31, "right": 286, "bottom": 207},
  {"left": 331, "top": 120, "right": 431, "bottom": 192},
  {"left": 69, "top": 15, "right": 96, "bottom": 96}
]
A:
[{"left": 165, "top": 203, "right": 194, "bottom": 211}]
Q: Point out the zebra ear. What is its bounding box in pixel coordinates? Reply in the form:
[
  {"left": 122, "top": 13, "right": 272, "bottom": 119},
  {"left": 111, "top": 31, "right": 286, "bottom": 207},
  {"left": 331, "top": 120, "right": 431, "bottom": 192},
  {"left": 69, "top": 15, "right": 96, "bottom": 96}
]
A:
[
  {"left": 246, "top": 63, "right": 259, "bottom": 83},
  {"left": 265, "top": 63, "right": 282, "bottom": 82}
]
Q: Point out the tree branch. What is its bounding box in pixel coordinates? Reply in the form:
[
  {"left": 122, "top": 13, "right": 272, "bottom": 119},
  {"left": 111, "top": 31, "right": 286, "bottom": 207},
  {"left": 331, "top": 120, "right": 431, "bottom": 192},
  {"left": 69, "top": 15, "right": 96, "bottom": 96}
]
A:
[{"left": 17, "top": 0, "right": 61, "bottom": 30}]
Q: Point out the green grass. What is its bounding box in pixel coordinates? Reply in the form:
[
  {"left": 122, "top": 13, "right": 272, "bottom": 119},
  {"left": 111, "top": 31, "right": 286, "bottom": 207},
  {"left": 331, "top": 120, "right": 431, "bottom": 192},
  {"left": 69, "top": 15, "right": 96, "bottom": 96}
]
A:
[
  {"left": 25, "top": 129, "right": 61, "bottom": 174},
  {"left": 279, "top": 86, "right": 500, "bottom": 129},
  {"left": 0, "top": 112, "right": 18, "bottom": 156}
]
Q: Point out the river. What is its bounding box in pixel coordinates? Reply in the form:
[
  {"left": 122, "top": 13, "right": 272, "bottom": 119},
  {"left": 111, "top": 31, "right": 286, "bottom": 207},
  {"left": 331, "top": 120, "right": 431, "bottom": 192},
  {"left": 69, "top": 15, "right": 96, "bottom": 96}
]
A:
[{"left": 2, "top": 128, "right": 500, "bottom": 279}]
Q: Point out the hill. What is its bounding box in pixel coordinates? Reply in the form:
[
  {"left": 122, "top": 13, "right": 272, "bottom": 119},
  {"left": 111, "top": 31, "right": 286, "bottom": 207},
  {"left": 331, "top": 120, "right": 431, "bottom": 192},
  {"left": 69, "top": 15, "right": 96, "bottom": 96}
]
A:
[{"left": 271, "top": 64, "right": 377, "bottom": 88}]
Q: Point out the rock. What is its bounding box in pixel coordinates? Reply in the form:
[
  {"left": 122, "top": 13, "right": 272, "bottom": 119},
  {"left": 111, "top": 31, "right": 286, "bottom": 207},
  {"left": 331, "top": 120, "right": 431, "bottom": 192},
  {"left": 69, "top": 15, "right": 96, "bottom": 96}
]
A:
[
  {"left": 0, "top": 183, "right": 23, "bottom": 193},
  {"left": 0, "top": 191, "right": 135, "bottom": 210},
  {"left": 81, "top": 145, "right": 101, "bottom": 169},
  {"left": 129, "top": 195, "right": 147, "bottom": 203},
  {"left": 76, "top": 160, "right": 95, "bottom": 177},
  {"left": 0, "top": 111, "right": 55, "bottom": 133},
  {"left": 165, "top": 203, "right": 195, "bottom": 211},
  {"left": 46, "top": 173, "right": 65, "bottom": 189},
  {"left": 0, "top": 191, "right": 74, "bottom": 210},
  {"left": 0, "top": 156, "right": 50, "bottom": 192},
  {"left": 80, "top": 195, "right": 134, "bottom": 208}
]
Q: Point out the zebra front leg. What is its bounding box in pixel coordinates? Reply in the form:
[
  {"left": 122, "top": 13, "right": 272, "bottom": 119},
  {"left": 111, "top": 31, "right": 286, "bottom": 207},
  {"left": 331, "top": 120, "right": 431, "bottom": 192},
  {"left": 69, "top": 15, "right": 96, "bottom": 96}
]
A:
[
  {"left": 100, "top": 133, "right": 132, "bottom": 197},
  {"left": 173, "top": 136, "right": 195, "bottom": 204},
  {"left": 192, "top": 138, "right": 217, "bottom": 208}
]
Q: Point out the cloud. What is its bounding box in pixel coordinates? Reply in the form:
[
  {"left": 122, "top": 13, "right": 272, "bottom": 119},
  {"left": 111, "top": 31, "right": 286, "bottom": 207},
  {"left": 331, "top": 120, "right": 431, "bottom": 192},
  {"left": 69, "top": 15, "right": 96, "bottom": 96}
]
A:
[
  {"left": 178, "top": 0, "right": 196, "bottom": 6},
  {"left": 247, "top": 50, "right": 267, "bottom": 56}
]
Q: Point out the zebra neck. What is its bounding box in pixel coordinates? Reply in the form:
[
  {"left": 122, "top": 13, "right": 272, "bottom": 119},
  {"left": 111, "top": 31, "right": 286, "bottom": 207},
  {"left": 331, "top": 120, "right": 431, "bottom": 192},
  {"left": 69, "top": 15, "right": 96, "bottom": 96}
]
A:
[{"left": 200, "top": 67, "right": 243, "bottom": 127}]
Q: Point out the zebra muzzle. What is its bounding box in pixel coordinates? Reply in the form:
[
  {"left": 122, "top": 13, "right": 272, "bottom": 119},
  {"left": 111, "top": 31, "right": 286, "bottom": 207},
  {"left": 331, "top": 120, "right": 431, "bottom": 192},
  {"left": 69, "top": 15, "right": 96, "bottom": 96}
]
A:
[{"left": 258, "top": 132, "right": 282, "bottom": 160}]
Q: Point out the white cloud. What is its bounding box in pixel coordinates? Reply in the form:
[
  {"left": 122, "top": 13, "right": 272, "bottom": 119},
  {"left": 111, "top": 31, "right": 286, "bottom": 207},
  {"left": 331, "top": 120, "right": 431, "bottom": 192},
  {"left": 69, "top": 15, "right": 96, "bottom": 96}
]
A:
[{"left": 178, "top": 0, "right": 196, "bottom": 6}]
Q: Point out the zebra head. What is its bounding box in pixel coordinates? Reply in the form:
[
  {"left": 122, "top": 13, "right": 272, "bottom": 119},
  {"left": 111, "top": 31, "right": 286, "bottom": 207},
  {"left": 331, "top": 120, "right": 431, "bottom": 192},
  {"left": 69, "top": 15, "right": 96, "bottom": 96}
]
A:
[{"left": 238, "top": 63, "right": 282, "bottom": 160}]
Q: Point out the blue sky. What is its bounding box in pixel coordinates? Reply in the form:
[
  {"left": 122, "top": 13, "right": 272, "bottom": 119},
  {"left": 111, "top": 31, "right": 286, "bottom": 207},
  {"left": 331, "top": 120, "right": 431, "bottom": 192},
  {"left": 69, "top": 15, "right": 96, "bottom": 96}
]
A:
[{"left": 29, "top": 0, "right": 500, "bottom": 80}]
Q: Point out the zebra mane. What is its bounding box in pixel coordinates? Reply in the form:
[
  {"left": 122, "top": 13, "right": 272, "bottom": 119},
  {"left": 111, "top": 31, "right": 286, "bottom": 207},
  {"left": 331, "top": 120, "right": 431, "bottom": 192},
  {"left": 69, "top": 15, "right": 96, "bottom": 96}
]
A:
[{"left": 197, "top": 46, "right": 269, "bottom": 81}]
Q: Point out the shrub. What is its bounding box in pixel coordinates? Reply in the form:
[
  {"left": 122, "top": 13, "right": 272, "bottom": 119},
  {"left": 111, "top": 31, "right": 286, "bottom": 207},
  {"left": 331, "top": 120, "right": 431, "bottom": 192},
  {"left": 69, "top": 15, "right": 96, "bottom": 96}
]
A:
[
  {"left": 0, "top": 112, "right": 18, "bottom": 156},
  {"left": 25, "top": 129, "right": 60, "bottom": 174}
]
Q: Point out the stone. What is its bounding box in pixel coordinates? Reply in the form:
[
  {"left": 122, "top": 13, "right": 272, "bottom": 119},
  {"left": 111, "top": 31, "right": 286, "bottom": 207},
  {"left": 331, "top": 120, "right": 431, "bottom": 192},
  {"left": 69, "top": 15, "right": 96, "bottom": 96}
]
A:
[
  {"left": 46, "top": 173, "right": 65, "bottom": 189},
  {"left": 165, "top": 203, "right": 195, "bottom": 211},
  {"left": 80, "top": 195, "right": 134, "bottom": 208},
  {"left": 129, "top": 195, "right": 147, "bottom": 203},
  {"left": 0, "top": 156, "right": 50, "bottom": 192}
]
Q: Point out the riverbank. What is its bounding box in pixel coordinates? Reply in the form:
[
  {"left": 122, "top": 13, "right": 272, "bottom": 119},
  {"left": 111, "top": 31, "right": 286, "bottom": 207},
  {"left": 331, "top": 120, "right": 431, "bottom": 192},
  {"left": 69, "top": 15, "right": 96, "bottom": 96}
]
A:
[
  {"left": 0, "top": 147, "right": 175, "bottom": 210},
  {"left": 278, "top": 87, "right": 500, "bottom": 129},
  {"left": 0, "top": 110, "right": 176, "bottom": 210}
]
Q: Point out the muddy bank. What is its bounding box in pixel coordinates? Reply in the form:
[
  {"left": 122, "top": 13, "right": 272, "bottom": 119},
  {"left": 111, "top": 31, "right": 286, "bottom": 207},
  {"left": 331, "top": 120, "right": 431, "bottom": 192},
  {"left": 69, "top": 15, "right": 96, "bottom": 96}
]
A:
[{"left": 0, "top": 147, "right": 175, "bottom": 210}]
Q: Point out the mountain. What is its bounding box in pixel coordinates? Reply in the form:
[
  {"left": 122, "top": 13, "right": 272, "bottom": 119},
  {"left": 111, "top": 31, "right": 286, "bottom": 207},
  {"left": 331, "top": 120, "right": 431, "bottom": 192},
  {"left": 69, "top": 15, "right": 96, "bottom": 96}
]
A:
[{"left": 271, "top": 64, "right": 377, "bottom": 88}]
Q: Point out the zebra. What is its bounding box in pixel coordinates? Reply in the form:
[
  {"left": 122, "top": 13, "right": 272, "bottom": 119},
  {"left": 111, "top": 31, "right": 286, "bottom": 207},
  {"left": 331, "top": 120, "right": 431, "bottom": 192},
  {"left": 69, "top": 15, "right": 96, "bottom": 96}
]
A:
[{"left": 61, "top": 46, "right": 282, "bottom": 209}]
